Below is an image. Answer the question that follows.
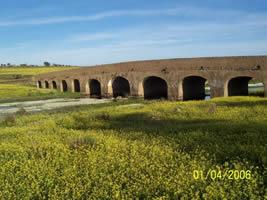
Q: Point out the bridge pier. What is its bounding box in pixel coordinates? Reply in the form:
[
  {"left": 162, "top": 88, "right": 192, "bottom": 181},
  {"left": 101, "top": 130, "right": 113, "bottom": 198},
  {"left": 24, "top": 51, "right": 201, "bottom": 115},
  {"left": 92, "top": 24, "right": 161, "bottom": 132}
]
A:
[
  {"left": 177, "top": 80, "right": 183, "bottom": 101},
  {"left": 79, "top": 79, "right": 88, "bottom": 95},
  {"left": 129, "top": 83, "right": 140, "bottom": 98},
  {"left": 37, "top": 81, "right": 42, "bottom": 89},
  {"left": 48, "top": 81, "right": 53, "bottom": 90},
  {"left": 65, "top": 79, "right": 72, "bottom": 92},
  {"left": 264, "top": 80, "right": 267, "bottom": 97},
  {"left": 100, "top": 80, "right": 110, "bottom": 98},
  {"left": 70, "top": 80, "right": 75, "bottom": 93},
  {"left": 168, "top": 81, "right": 179, "bottom": 100},
  {"left": 59, "top": 80, "right": 64, "bottom": 92},
  {"left": 209, "top": 79, "right": 225, "bottom": 98}
]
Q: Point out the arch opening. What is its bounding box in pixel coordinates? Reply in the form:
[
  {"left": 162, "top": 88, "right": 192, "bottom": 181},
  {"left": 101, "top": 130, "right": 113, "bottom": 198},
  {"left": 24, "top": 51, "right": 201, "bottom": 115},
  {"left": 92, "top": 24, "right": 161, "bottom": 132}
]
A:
[
  {"left": 112, "top": 76, "right": 130, "bottom": 98},
  {"left": 38, "top": 81, "right": 42, "bottom": 88},
  {"left": 44, "top": 81, "right": 49, "bottom": 89},
  {"left": 52, "top": 81, "right": 57, "bottom": 89},
  {"left": 143, "top": 76, "right": 168, "bottom": 100},
  {"left": 89, "top": 79, "right": 101, "bottom": 98},
  {"left": 73, "top": 79, "right": 80, "bottom": 92},
  {"left": 62, "top": 80, "right": 68, "bottom": 92},
  {"left": 228, "top": 76, "right": 264, "bottom": 97},
  {"left": 183, "top": 76, "right": 207, "bottom": 101}
]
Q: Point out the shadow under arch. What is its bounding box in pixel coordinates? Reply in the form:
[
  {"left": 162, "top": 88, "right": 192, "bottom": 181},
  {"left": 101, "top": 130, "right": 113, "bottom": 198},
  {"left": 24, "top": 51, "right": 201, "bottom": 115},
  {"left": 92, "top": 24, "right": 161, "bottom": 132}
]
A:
[
  {"left": 73, "top": 79, "right": 80, "bottom": 92},
  {"left": 37, "top": 81, "right": 42, "bottom": 88},
  {"left": 182, "top": 75, "right": 207, "bottom": 100},
  {"left": 112, "top": 76, "right": 131, "bottom": 98},
  {"left": 62, "top": 80, "right": 68, "bottom": 92},
  {"left": 52, "top": 81, "right": 57, "bottom": 89},
  {"left": 227, "top": 76, "right": 264, "bottom": 97},
  {"left": 143, "top": 76, "right": 168, "bottom": 100},
  {"left": 44, "top": 81, "right": 49, "bottom": 89},
  {"left": 89, "top": 79, "right": 101, "bottom": 98}
]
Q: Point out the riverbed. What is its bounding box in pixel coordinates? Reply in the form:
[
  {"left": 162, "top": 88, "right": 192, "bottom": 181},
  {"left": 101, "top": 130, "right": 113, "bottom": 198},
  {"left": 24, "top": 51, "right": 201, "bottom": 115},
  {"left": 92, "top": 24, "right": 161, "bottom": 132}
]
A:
[{"left": 0, "top": 98, "right": 111, "bottom": 119}]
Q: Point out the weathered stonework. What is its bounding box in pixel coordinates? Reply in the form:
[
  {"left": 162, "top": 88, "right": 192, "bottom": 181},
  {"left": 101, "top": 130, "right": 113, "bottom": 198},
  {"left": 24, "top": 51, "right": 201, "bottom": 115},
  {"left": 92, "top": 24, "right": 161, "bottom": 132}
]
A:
[{"left": 35, "top": 56, "right": 267, "bottom": 100}]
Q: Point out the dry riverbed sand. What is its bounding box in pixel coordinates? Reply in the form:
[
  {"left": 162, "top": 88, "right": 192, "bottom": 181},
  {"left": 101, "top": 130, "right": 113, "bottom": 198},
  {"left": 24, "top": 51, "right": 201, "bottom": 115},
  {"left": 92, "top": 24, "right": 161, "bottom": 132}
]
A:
[{"left": 0, "top": 98, "right": 111, "bottom": 119}]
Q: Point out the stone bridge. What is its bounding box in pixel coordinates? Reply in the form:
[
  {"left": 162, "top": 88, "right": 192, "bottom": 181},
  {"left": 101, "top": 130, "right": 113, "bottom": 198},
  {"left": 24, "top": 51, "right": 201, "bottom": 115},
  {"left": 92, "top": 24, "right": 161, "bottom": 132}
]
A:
[{"left": 35, "top": 56, "right": 267, "bottom": 100}]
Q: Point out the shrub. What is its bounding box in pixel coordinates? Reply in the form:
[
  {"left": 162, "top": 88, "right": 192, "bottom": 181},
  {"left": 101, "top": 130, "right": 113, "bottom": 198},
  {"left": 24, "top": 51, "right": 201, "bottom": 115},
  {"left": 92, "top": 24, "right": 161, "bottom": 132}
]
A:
[
  {"left": 3, "top": 114, "right": 16, "bottom": 126},
  {"left": 13, "top": 74, "right": 23, "bottom": 79},
  {"left": 68, "top": 135, "right": 97, "bottom": 149},
  {"left": 95, "top": 113, "right": 111, "bottom": 121},
  {"left": 208, "top": 103, "right": 217, "bottom": 113}
]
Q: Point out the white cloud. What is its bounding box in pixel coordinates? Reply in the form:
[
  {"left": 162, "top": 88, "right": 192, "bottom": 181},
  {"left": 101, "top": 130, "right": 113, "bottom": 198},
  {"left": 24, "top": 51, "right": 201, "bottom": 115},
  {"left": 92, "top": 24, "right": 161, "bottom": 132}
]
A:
[
  {"left": 66, "top": 16, "right": 267, "bottom": 45},
  {"left": 0, "top": 6, "right": 266, "bottom": 27},
  {"left": 1, "top": 17, "right": 267, "bottom": 65},
  {"left": 68, "top": 33, "right": 117, "bottom": 42},
  {"left": 0, "top": 7, "right": 187, "bottom": 26},
  {"left": 2, "top": 38, "right": 266, "bottom": 66}
]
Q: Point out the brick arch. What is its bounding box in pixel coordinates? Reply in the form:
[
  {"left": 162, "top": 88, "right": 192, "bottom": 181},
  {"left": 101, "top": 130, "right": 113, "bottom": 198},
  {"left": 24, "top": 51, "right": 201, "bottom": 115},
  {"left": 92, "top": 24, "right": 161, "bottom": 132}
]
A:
[
  {"left": 112, "top": 76, "right": 131, "bottom": 98},
  {"left": 137, "top": 74, "right": 168, "bottom": 97},
  {"left": 37, "top": 80, "right": 42, "bottom": 88},
  {"left": 61, "top": 80, "right": 68, "bottom": 92},
  {"left": 182, "top": 75, "right": 208, "bottom": 100},
  {"left": 88, "top": 78, "right": 102, "bottom": 98},
  {"left": 44, "top": 80, "right": 49, "bottom": 89},
  {"left": 143, "top": 75, "right": 168, "bottom": 100},
  {"left": 107, "top": 75, "right": 133, "bottom": 98},
  {"left": 52, "top": 80, "right": 57, "bottom": 89},
  {"left": 178, "top": 74, "right": 210, "bottom": 101},
  {"left": 180, "top": 73, "right": 210, "bottom": 81},
  {"left": 72, "top": 79, "right": 81, "bottom": 92},
  {"left": 224, "top": 73, "right": 264, "bottom": 97}
]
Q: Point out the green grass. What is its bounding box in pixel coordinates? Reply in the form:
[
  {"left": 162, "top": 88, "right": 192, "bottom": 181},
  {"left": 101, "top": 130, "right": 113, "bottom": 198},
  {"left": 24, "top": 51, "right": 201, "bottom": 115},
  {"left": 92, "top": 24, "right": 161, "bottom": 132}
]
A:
[
  {"left": 0, "top": 66, "right": 78, "bottom": 86},
  {"left": 0, "top": 66, "right": 77, "bottom": 76},
  {"left": 0, "top": 67, "right": 81, "bottom": 101},
  {"left": 0, "top": 84, "right": 81, "bottom": 103},
  {"left": 0, "top": 97, "right": 266, "bottom": 199}
]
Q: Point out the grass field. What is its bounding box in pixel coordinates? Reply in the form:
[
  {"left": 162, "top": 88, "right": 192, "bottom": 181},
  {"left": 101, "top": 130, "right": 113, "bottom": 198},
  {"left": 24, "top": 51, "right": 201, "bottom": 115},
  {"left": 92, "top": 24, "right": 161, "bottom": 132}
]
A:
[
  {"left": 0, "top": 67, "right": 80, "bottom": 102},
  {"left": 0, "top": 97, "right": 266, "bottom": 199},
  {"left": 0, "top": 66, "right": 77, "bottom": 86},
  {"left": 0, "top": 84, "right": 81, "bottom": 103},
  {"left": 0, "top": 66, "right": 76, "bottom": 76}
]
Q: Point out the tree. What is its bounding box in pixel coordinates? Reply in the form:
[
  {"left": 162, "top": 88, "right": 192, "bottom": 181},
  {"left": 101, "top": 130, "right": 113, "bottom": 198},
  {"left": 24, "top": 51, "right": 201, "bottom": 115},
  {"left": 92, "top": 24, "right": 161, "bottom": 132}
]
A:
[{"left": 44, "top": 62, "right": 50, "bottom": 66}]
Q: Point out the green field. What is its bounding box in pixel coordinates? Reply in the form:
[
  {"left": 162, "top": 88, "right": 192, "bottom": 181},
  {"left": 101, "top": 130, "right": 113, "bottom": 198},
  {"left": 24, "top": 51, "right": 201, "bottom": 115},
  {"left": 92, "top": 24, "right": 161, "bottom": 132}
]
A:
[
  {"left": 0, "top": 66, "right": 76, "bottom": 76},
  {"left": 0, "top": 66, "right": 77, "bottom": 86},
  {"left": 0, "top": 84, "right": 80, "bottom": 103},
  {"left": 0, "top": 97, "right": 266, "bottom": 199},
  {"left": 0, "top": 67, "right": 80, "bottom": 102}
]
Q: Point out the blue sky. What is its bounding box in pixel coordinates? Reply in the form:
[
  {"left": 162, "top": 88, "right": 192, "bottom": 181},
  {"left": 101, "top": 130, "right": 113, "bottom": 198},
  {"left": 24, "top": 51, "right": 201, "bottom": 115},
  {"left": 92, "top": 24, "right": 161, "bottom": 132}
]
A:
[{"left": 0, "top": 0, "right": 267, "bottom": 66}]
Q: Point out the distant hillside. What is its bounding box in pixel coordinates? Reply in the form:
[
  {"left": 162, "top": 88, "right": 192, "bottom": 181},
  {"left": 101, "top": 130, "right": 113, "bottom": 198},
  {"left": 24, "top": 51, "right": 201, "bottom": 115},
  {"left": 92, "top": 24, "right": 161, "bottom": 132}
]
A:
[{"left": 0, "top": 66, "right": 79, "bottom": 86}]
